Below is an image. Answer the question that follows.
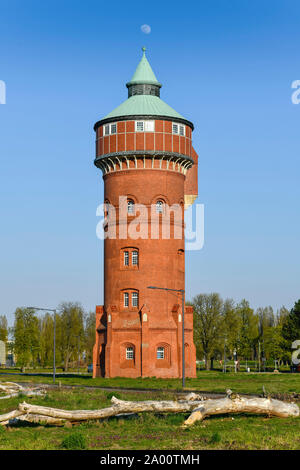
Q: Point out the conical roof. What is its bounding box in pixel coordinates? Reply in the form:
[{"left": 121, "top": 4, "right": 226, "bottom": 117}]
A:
[
  {"left": 97, "top": 48, "right": 193, "bottom": 127},
  {"left": 126, "top": 47, "right": 162, "bottom": 88},
  {"left": 102, "top": 94, "right": 185, "bottom": 120}
]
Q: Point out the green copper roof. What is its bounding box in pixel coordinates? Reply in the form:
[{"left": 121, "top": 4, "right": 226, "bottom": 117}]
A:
[
  {"left": 98, "top": 48, "right": 192, "bottom": 125},
  {"left": 126, "top": 47, "right": 162, "bottom": 87},
  {"left": 102, "top": 94, "right": 185, "bottom": 120}
]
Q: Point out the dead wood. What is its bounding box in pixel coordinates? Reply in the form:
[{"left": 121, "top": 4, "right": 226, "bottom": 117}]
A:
[{"left": 0, "top": 390, "right": 298, "bottom": 427}]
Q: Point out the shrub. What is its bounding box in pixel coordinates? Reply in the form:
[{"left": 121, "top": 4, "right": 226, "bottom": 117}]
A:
[
  {"left": 210, "top": 432, "right": 221, "bottom": 444},
  {"left": 61, "top": 432, "right": 86, "bottom": 450}
]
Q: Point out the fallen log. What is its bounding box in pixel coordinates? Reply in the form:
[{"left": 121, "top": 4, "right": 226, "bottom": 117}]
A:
[
  {"left": 0, "top": 409, "right": 24, "bottom": 423},
  {"left": 0, "top": 382, "right": 46, "bottom": 400},
  {"left": 0, "top": 392, "right": 298, "bottom": 427},
  {"left": 183, "top": 394, "right": 300, "bottom": 427},
  {"left": 16, "top": 397, "right": 204, "bottom": 422}
]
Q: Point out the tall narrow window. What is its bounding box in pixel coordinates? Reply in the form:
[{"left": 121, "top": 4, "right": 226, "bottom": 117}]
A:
[
  {"left": 127, "top": 200, "right": 134, "bottom": 214},
  {"left": 124, "top": 251, "right": 129, "bottom": 266},
  {"left": 179, "top": 124, "right": 185, "bottom": 136},
  {"left": 132, "top": 292, "right": 139, "bottom": 308},
  {"left": 132, "top": 251, "right": 138, "bottom": 266},
  {"left": 110, "top": 123, "right": 117, "bottom": 134},
  {"left": 157, "top": 347, "right": 165, "bottom": 359},
  {"left": 124, "top": 292, "right": 129, "bottom": 307},
  {"left": 156, "top": 200, "right": 164, "bottom": 213},
  {"left": 104, "top": 124, "right": 110, "bottom": 135},
  {"left": 172, "top": 123, "right": 178, "bottom": 134},
  {"left": 126, "top": 347, "right": 134, "bottom": 360}
]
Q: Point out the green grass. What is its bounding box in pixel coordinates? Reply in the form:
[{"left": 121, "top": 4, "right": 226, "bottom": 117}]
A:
[
  {"left": 0, "top": 387, "right": 299, "bottom": 450},
  {"left": 0, "top": 369, "right": 299, "bottom": 396}
]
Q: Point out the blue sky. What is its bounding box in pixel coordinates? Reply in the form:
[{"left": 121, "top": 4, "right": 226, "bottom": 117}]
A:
[{"left": 0, "top": 0, "right": 300, "bottom": 325}]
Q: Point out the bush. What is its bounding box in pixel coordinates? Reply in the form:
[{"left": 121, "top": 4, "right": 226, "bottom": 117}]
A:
[
  {"left": 210, "top": 432, "right": 221, "bottom": 444},
  {"left": 61, "top": 432, "right": 86, "bottom": 450}
]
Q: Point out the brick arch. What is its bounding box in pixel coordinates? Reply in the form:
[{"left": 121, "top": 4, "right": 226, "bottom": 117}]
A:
[
  {"left": 150, "top": 194, "right": 170, "bottom": 206},
  {"left": 120, "top": 247, "right": 139, "bottom": 270},
  {"left": 184, "top": 343, "right": 191, "bottom": 367},
  {"left": 126, "top": 194, "right": 138, "bottom": 204},
  {"left": 120, "top": 288, "right": 139, "bottom": 311},
  {"left": 155, "top": 342, "right": 171, "bottom": 368},
  {"left": 120, "top": 342, "right": 136, "bottom": 369}
]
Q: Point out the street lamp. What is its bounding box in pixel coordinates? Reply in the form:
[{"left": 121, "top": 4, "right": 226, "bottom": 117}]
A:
[
  {"left": 74, "top": 334, "right": 81, "bottom": 374},
  {"left": 27, "top": 307, "right": 56, "bottom": 384},
  {"left": 147, "top": 286, "right": 186, "bottom": 388}
]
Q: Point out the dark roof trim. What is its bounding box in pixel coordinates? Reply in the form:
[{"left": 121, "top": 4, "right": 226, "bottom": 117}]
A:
[
  {"left": 94, "top": 150, "right": 194, "bottom": 169},
  {"left": 93, "top": 115, "right": 194, "bottom": 132}
]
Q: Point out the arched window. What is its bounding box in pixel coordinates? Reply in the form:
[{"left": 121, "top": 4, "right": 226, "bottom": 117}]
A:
[
  {"left": 120, "top": 289, "right": 139, "bottom": 310},
  {"left": 156, "top": 200, "right": 164, "bottom": 214},
  {"left": 132, "top": 250, "right": 138, "bottom": 266},
  {"left": 127, "top": 199, "right": 134, "bottom": 214},
  {"left": 132, "top": 292, "right": 139, "bottom": 308},
  {"left": 124, "top": 251, "right": 129, "bottom": 266},
  {"left": 120, "top": 247, "right": 139, "bottom": 269},
  {"left": 155, "top": 343, "right": 171, "bottom": 367},
  {"left": 124, "top": 292, "right": 129, "bottom": 307},
  {"left": 104, "top": 200, "right": 110, "bottom": 219},
  {"left": 121, "top": 343, "right": 136, "bottom": 368},
  {"left": 157, "top": 347, "right": 165, "bottom": 359}
]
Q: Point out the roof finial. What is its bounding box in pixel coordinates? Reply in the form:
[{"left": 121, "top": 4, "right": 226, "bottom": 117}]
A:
[{"left": 142, "top": 46, "right": 146, "bottom": 56}]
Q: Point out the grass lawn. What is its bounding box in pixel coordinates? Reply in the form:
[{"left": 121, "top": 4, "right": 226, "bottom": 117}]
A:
[
  {"left": 0, "top": 387, "right": 299, "bottom": 450},
  {"left": 0, "top": 369, "right": 299, "bottom": 396}
]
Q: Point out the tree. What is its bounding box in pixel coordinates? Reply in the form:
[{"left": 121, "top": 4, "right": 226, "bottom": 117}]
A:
[
  {"left": 192, "top": 293, "right": 223, "bottom": 370},
  {"left": 277, "top": 306, "right": 289, "bottom": 326},
  {"left": 281, "top": 300, "right": 300, "bottom": 360},
  {"left": 236, "top": 300, "right": 258, "bottom": 360},
  {"left": 58, "top": 302, "right": 85, "bottom": 371},
  {"left": 222, "top": 299, "right": 240, "bottom": 358},
  {"left": 13, "top": 308, "right": 40, "bottom": 369},
  {"left": 0, "top": 315, "right": 8, "bottom": 342},
  {"left": 84, "top": 311, "right": 96, "bottom": 364},
  {"left": 39, "top": 313, "right": 54, "bottom": 367},
  {"left": 264, "top": 324, "right": 286, "bottom": 363}
]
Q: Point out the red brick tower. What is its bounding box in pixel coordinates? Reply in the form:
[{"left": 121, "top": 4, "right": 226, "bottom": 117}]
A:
[{"left": 93, "top": 48, "right": 198, "bottom": 378}]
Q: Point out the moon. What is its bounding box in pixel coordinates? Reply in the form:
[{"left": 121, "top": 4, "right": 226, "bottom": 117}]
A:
[{"left": 141, "top": 24, "right": 151, "bottom": 34}]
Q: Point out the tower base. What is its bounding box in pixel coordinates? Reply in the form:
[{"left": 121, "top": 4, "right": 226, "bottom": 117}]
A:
[{"left": 93, "top": 304, "right": 196, "bottom": 379}]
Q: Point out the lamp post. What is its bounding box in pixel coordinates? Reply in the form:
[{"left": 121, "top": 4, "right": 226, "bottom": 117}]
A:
[
  {"left": 74, "top": 334, "right": 80, "bottom": 374},
  {"left": 27, "top": 307, "right": 56, "bottom": 384},
  {"left": 223, "top": 336, "right": 227, "bottom": 373},
  {"left": 147, "top": 286, "right": 185, "bottom": 388}
]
